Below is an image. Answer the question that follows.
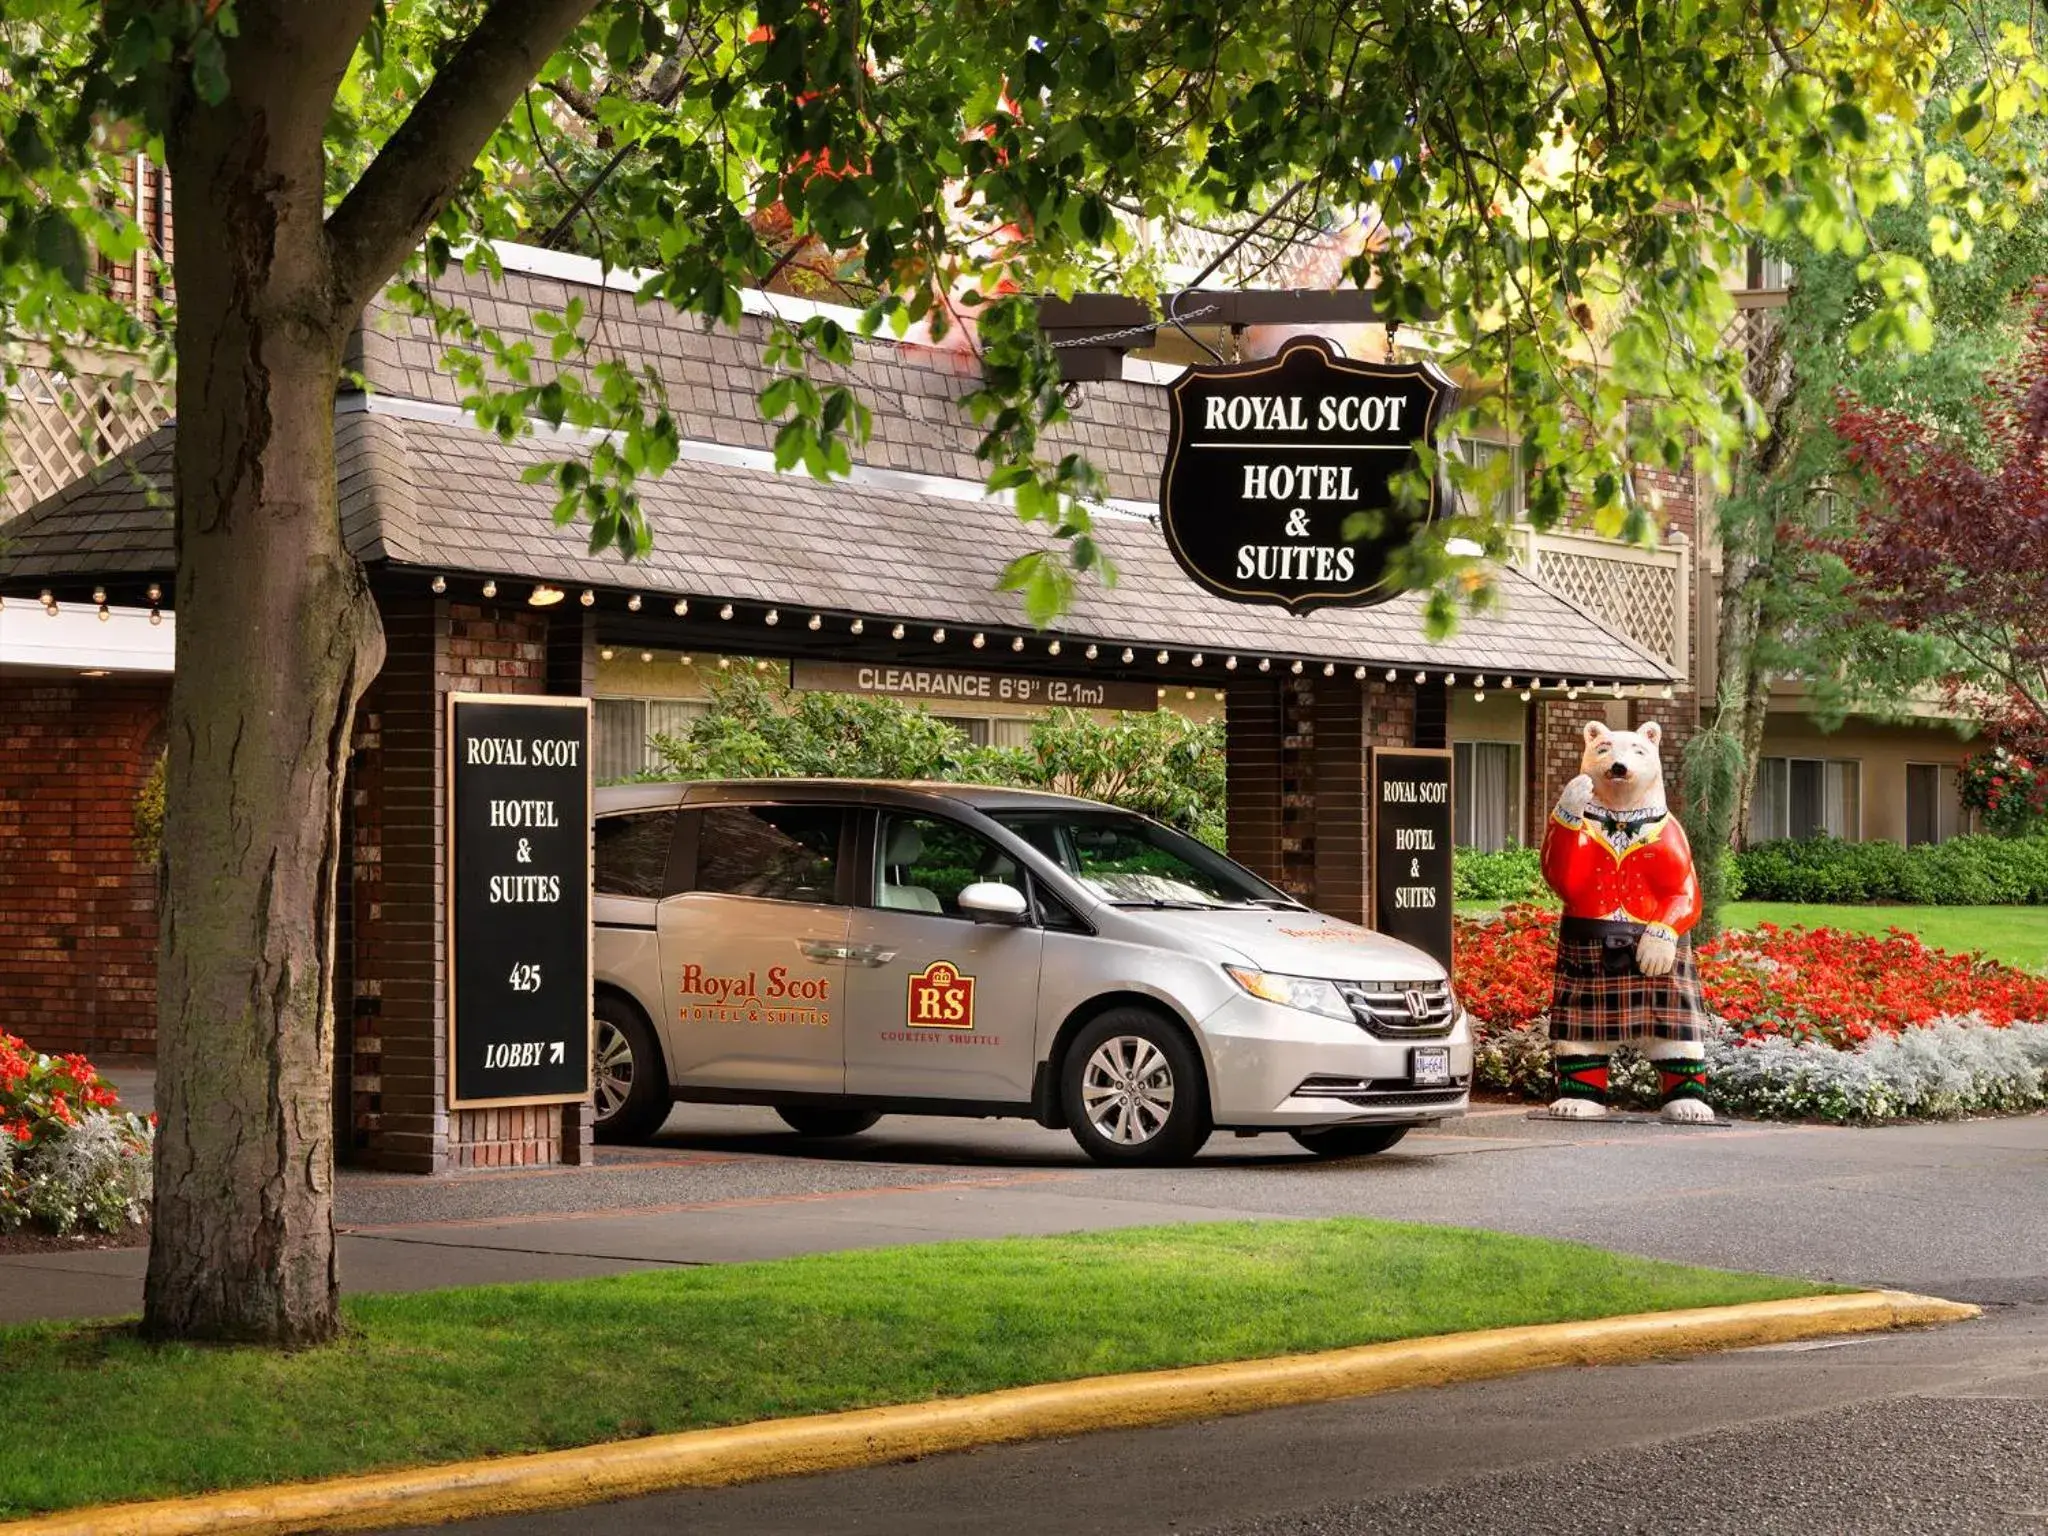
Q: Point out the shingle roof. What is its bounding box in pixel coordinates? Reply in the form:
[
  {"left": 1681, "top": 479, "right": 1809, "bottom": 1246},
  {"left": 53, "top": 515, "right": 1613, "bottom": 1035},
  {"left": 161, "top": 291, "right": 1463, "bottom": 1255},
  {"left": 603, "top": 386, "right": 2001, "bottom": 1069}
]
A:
[{"left": 0, "top": 402, "right": 1674, "bottom": 682}]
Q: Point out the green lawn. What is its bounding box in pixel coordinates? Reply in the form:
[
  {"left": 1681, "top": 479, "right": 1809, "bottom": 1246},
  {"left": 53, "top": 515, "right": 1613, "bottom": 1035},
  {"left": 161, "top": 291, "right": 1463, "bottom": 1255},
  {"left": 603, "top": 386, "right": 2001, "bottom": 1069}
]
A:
[
  {"left": 0, "top": 1219, "right": 1829, "bottom": 1518},
  {"left": 1722, "top": 902, "right": 2048, "bottom": 971},
  {"left": 1454, "top": 899, "right": 2048, "bottom": 971}
]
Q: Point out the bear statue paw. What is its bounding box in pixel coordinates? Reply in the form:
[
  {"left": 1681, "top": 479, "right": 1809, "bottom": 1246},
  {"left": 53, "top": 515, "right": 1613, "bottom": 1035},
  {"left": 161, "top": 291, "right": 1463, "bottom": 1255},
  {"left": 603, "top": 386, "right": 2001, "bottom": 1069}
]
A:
[
  {"left": 1547, "top": 1097, "right": 1609, "bottom": 1120},
  {"left": 1660, "top": 1098, "right": 1716, "bottom": 1125}
]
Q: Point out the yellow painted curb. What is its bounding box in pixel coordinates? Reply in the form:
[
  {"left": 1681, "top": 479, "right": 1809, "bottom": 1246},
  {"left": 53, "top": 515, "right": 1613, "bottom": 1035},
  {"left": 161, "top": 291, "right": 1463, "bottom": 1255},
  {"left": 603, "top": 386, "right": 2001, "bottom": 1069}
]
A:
[{"left": 4, "top": 1288, "right": 1976, "bottom": 1535}]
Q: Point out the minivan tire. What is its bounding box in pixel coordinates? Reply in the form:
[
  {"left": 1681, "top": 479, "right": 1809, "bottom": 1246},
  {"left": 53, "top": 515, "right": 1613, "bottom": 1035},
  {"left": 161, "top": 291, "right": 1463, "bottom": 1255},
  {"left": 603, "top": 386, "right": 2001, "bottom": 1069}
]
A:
[
  {"left": 777, "top": 1107, "right": 883, "bottom": 1139},
  {"left": 1061, "top": 1007, "right": 1211, "bottom": 1166},
  {"left": 1289, "top": 1124, "right": 1410, "bottom": 1159},
  {"left": 592, "top": 993, "right": 670, "bottom": 1145}
]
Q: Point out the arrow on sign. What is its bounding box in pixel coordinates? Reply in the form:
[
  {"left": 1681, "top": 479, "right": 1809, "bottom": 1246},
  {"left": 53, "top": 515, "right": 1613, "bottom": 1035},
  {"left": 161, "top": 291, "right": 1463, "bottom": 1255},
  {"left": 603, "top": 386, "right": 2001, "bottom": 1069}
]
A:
[{"left": 549, "top": 1042, "right": 565, "bottom": 1064}]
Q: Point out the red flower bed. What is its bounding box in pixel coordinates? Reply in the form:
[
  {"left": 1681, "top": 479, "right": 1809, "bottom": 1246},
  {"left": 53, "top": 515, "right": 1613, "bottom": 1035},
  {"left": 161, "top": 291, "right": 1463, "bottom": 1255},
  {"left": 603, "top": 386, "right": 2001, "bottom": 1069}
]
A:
[{"left": 1453, "top": 905, "right": 2048, "bottom": 1049}]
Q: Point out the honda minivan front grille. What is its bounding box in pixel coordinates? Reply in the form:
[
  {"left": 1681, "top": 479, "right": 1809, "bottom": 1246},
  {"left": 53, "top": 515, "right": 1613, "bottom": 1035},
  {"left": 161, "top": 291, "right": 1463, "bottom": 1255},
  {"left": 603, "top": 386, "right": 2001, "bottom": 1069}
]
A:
[{"left": 1335, "top": 978, "right": 1456, "bottom": 1038}]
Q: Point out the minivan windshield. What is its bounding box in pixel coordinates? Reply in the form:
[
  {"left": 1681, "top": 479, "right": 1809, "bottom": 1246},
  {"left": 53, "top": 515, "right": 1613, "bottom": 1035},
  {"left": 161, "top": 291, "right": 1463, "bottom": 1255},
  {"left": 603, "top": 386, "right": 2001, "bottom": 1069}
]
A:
[{"left": 990, "top": 809, "right": 1302, "bottom": 910}]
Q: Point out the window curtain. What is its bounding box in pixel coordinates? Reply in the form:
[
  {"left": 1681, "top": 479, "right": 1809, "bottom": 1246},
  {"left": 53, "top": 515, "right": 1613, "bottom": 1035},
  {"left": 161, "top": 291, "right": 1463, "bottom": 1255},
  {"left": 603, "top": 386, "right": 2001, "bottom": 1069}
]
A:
[{"left": 1454, "top": 741, "right": 1519, "bottom": 851}]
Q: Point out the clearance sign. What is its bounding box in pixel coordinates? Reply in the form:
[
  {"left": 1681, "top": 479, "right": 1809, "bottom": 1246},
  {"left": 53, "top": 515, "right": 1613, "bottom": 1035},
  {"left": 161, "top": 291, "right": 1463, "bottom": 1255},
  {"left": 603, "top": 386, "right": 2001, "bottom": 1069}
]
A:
[{"left": 1159, "top": 336, "right": 1457, "bottom": 612}]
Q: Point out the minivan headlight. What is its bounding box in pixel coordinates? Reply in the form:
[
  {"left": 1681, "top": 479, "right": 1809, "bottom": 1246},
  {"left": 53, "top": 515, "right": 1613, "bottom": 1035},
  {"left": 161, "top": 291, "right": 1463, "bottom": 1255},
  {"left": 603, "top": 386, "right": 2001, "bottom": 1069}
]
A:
[{"left": 1224, "top": 966, "right": 1352, "bottom": 1023}]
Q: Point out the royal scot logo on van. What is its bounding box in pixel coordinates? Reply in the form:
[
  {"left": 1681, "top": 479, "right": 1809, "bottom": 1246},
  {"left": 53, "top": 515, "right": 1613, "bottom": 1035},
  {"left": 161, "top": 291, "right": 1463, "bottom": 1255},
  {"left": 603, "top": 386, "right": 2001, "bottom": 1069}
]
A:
[
  {"left": 1158, "top": 336, "right": 1457, "bottom": 612},
  {"left": 906, "top": 960, "right": 976, "bottom": 1029}
]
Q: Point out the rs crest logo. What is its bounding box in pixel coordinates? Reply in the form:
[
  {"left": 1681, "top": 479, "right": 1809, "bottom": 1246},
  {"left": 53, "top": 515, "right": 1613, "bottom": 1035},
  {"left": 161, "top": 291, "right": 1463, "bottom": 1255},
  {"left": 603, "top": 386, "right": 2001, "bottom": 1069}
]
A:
[{"left": 906, "top": 961, "right": 975, "bottom": 1029}]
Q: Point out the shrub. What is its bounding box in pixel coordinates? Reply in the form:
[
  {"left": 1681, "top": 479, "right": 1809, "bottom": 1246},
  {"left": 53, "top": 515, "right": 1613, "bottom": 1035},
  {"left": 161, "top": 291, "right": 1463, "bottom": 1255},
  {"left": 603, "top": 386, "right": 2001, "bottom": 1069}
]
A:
[
  {"left": 134, "top": 752, "right": 166, "bottom": 866},
  {"left": 1452, "top": 845, "right": 1544, "bottom": 902},
  {"left": 645, "top": 669, "right": 1228, "bottom": 842},
  {"left": 0, "top": 1034, "right": 152, "bottom": 1235},
  {"left": 1732, "top": 833, "right": 2048, "bottom": 905}
]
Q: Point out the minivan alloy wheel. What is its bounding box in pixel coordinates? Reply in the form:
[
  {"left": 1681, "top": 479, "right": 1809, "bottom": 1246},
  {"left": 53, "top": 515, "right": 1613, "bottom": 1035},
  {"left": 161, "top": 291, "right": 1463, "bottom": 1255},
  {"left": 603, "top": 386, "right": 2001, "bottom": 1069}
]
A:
[
  {"left": 1081, "top": 1035, "right": 1175, "bottom": 1145},
  {"left": 593, "top": 1016, "right": 634, "bottom": 1122}
]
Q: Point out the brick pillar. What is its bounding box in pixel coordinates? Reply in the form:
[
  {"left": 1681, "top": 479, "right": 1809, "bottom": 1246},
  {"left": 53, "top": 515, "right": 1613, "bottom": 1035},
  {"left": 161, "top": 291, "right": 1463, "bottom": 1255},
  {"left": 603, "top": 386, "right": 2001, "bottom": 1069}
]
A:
[
  {"left": 545, "top": 605, "right": 596, "bottom": 1167},
  {"left": 344, "top": 594, "right": 585, "bottom": 1172},
  {"left": 1225, "top": 679, "right": 1284, "bottom": 887},
  {"left": 1311, "top": 679, "right": 1368, "bottom": 925}
]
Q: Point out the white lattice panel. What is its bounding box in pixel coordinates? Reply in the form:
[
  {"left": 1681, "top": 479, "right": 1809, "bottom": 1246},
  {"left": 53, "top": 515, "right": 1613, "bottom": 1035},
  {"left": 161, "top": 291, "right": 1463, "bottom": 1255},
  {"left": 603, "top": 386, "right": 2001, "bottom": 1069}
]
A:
[
  {"left": 1, "top": 364, "right": 172, "bottom": 517},
  {"left": 1533, "top": 544, "right": 1681, "bottom": 665}
]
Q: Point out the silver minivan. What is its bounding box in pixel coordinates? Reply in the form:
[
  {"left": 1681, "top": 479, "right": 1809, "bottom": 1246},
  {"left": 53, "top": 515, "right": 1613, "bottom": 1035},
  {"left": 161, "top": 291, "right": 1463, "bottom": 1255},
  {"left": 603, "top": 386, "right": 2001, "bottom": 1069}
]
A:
[{"left": 591, "top": 780, "right": 1472, "bottom": 1164}]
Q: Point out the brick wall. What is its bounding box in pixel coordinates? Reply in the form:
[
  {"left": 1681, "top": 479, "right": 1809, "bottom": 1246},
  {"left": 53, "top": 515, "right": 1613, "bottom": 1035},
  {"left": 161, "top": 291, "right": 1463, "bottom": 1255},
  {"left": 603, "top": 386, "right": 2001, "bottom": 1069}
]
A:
[
  {"left": 0, "top": 678, "right": 166, "bottom": 1058},
  {"left": 1227, "top": 674, "right": 1420, "bottom": 922},
  {"left": 343, "top": 596, "right": 594, "bottom": 1171},
  {"left": 1527, "top": 695, "right": 1615, "bottom": 838}
]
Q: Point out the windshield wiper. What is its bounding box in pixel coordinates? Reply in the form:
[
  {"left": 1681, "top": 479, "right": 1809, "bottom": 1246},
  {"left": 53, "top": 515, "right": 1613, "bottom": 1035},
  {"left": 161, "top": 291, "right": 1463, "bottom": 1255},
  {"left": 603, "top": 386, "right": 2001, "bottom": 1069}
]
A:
[
  {"left": 1248, "top": 897, "right": 1307, "bottom": 910},
  {"left": 1109, "top": 898, "right": 1221, "bottom": 910}
]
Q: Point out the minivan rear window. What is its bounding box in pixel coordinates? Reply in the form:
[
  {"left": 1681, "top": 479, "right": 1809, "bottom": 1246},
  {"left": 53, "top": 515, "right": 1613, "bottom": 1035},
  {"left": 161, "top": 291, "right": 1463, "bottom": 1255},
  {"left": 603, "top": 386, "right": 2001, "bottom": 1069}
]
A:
[
  {"left": 693, "top": 805, "right": 843, "bottom": 904},
  {"left": 594, "top": 810, "right": 679, "bottom": 899}
]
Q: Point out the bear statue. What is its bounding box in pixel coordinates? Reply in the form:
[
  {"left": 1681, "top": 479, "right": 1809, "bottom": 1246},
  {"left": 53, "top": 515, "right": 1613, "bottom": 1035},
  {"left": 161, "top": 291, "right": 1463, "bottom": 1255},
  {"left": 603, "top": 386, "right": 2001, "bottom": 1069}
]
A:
[{"left": 1540, "top": 719, "right": 1714, "bottom": 1123}]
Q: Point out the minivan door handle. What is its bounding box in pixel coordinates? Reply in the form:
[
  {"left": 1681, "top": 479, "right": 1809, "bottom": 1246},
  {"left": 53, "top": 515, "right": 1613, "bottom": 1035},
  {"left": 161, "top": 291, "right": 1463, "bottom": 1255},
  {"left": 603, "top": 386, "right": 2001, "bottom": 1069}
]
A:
[
  {"left": 847, "top": 943, "right": 898, "bottom": 967},
  {"left": 798, "top": 938, "right": 858, "bottom": 962}
]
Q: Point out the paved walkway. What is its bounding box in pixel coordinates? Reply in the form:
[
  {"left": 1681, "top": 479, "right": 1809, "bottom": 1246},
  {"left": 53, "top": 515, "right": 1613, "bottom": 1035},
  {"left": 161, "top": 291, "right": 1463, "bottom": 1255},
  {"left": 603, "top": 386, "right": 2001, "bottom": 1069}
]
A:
[{"left": 9, "top": 1088, "right": 2047, "bottom": 1323}]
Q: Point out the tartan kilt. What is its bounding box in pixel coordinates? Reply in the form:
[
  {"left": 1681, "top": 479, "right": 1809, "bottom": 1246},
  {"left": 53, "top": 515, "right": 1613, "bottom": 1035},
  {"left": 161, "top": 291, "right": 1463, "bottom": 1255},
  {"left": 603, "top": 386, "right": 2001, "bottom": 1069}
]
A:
[{"left": 1548, "top": 916, "right": 1710, "bottom": 1046}]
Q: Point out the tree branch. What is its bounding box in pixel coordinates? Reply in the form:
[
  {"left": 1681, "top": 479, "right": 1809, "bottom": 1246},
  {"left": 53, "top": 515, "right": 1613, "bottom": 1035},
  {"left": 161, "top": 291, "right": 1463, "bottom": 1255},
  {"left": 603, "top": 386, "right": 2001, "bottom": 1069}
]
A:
[{"left": 326, "top": 0, "right": 605, "bottom": 312}]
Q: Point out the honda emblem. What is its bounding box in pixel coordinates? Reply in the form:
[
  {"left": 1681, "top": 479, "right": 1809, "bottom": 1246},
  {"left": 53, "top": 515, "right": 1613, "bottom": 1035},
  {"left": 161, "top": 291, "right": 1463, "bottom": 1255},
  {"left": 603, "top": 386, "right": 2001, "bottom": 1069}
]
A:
[{"left": 1403, "top": 988, "right": 1429, "bottom": 1021}]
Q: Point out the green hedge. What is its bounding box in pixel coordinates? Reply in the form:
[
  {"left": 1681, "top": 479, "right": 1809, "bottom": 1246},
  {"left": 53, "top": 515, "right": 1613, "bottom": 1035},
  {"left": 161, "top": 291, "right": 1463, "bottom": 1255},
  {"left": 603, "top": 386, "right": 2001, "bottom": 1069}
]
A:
[
  {"left": 1733, "top": 834, "right": 2048, "bottom": 905},
  {"left": 1453, "top": 846, "right": 1544, "bottom": 902}
]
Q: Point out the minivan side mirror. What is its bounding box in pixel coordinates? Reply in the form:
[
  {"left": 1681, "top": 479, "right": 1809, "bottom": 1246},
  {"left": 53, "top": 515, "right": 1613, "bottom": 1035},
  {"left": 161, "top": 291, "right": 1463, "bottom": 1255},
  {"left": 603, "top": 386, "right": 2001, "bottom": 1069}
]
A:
[{"left": 957, "top": 881, "right": 1030, "bottom": 923}]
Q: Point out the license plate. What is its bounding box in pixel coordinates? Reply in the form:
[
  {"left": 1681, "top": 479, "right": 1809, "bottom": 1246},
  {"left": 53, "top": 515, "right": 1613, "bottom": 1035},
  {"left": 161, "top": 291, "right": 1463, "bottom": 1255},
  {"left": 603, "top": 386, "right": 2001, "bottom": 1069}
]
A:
[{"left": 1410, "top": 1047, "right": 1451, "bottom": 1087}]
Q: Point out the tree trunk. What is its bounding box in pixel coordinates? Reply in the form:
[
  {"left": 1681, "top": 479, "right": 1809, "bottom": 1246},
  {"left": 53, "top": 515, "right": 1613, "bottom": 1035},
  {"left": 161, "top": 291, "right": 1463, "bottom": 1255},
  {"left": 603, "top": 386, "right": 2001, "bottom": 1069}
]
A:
[{"left": 144, "top": 14, "right": 383, "bottom": 1344}]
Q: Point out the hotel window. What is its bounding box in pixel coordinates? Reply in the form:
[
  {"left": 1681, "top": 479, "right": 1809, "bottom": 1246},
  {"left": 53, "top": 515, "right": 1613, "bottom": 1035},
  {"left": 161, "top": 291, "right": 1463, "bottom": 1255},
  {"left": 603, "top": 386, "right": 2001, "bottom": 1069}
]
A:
[
  {"left": 937, "top": 716, "right": 992, "bottom": 747},
  {"left": 593, "top": 697, "right": 709, "bottom": 781},
  {"left": 1906, "top": 764, "right": 1978, "bottom": 846},
  {"left": 1455, "top": 439, "right": 1525, "bottom": 522},
  {"left": 1453, "top": 740, "right": 1523, "bottom": 851},
  {"left": 1749, "top": 757, "right": 1860, "bottom": 842}
]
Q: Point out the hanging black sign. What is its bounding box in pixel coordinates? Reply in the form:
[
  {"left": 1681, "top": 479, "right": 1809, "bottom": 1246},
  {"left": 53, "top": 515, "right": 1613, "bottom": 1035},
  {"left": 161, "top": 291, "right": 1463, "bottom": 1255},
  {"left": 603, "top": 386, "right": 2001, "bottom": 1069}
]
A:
[
  {"left": 1160, "top": 336, "right": 1457, "bottom": 612},
  {"left": 447, "top": 694, "right": 593, "bottom": 1108},
  {"left": 1371, "top": 747, "right": 1455, "bottom": 971}
]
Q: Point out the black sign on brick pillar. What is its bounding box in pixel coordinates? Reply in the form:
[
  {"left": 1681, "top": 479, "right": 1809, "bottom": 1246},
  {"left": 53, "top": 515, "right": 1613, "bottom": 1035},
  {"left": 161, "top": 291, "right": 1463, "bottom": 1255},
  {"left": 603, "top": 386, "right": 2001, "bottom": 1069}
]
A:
[
  {"left": 447, "top": 694, "right": 593, "bottom": 1107},
  {"left": 1371, "top": 747, "right": 1455, "bottom": 971},
  {"left": 1160, "top": 336, "right": 1457, "bottom": 611}
]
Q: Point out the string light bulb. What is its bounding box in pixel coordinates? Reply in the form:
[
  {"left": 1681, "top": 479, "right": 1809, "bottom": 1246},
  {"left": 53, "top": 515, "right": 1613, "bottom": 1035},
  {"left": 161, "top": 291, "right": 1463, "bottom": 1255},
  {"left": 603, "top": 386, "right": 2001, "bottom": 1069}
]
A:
[
  {"left": 1085, "top": 644, "right": 1098, "bottom": 660},
  {"left": 1322, "top": 663, "right": 1335, "bottom": 677},
  {"left": 1444, "top": 675, "right": 1457, "bottom": 687},
  {"left": 482, "top": 580, "right": 497, "bottom": 599},
  {"left": 1258, "top": 658, "right": 1272, "bottom": 673},
  {"left": 1290, "top": 660, "right": 1304, "bottom": 675},
  {"left": 933, "top": 627, "right": 947, "bottom": 642},
  {"left": 627, "top": 593, "right": 642, "bottom": 612},
  {"left": 529, "top": 584, "right": 565, "bottom": 608},
  {"left": 579, "top": 588, "right": 595, "bottom": 608},
  {"left": 891, "top": 623, "right": 905, "bottom": 640},
  {"left": 1520, "top": 688, "right": 1533, "bottom": 702},
  {"left": 40, "top": 589, "right": 57, "bottom": 615},
  {"left": 431, "top": 575, "right": 447, "bottom": 594},
  {"left": 719, "top": 604, "right": 734, "bottom": 620},
  {"left": 1121, "top": 648, "right": 1135, "bottom": 664},
  {"left": 1156, "top": 650, "right": 1169, "bottom": 664},
  {"left": 1184, "top": 689, "right": 1196, "bottom": 700},
  {"left": 640, "top": 651, "right": 652, "bottom": 663},
  {"left": 1567, "top": 687, "right": 1579, "bottom": 701},
  {"left": 764, "top": 608, "right": 779, "bottom": 626},
  {"left": 1011, "top": 636, "right": 1025, "bottom": 652},
  {"left": 1191, "top": 653, "right": 1204, "bottom": 667},
  {"left": 1414, "top": 671, "right": 1426, "bottom": 684},
  {"left": 673, "top": 598, "right": 689, "bottom": 617},
  {"left": 1385, "top": 669, "right": 1398, "bottom": 682},
  {"left": 1225, "top": 656, "right": 1238, "bottom": 671},
  {"left": 1048, "top": 640, "right": 1061, "bottom": 656},
  {"left": 972, "top": 633, "right": 986, "bottom": 649},
  {"left": 149, "top": 607, "right": 161, "bottom": 626},
  {"left": 1355, "top": 667, "right": 1367, "bottom": 680},
  {"left": 807, "top": 614, "right": 822, "bottom": 631},
  {"left": 1661, "top": 685, "right": 1676, "bottom": 700},
  {"left": 600, "top": 647, "right": 615, "bottom": 661},
  {"left": 850, "top": 619, "right": 864, "bottom": 634},
  {"left": 147, "top": 584, "right": 161, "bottom": 604},
  {"left": 717, "top": 657, "right": 730, "bottom": 669},
  {"left": 1474, "top": 690, "right": 1486, "bottom": 702}
]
